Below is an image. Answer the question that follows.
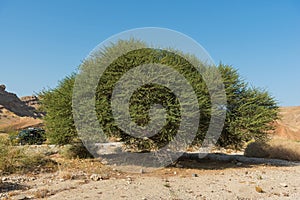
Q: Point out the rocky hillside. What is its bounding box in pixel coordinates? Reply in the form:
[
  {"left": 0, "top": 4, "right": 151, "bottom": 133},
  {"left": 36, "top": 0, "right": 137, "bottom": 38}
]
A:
[
  {"left": 0, "top": 84, "right": 41, "bottom": 118},
  {"left": 0, "top": 84, "right": 42, "bottom": 132},
  {"left": 20, "top": 95, "right": 40, "bottom": 110},
  {"left": 273, "top": 106, "right": 300, "bottom": 140}
]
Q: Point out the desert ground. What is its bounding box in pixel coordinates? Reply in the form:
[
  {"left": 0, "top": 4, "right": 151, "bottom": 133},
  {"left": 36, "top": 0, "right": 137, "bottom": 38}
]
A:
[{"left": 0, "top": 152, "right": 299, "bottom": 200}]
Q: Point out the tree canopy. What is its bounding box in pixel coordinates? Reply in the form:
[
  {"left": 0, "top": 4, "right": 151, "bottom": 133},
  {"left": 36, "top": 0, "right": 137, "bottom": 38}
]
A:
[{"left": 39, "top": 40, "right": 278, "bottom": 150}]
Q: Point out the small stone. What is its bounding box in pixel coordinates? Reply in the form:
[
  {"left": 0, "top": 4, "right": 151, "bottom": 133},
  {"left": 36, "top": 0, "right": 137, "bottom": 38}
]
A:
[
  {"left": 272, "top": 192, "right": 280, "bottom": 196},
  {"left": 126, "top": 177, "right": 132, "bottom": 184},
  {"left": 90, "top": 174, "right": 102, "bottom": 181},
  {"left": 186, "top": 189, "right": 193, "bottom": 193},
  {"left": 279, "top": 183, "right": 288, "bottom": 187},
  {"left": 192, "top": 173, "right": 198, "bottom": 177},
  {"left": 14, "top": 194, "right": 27, "bottom": 200},
  {"left": 140, "top": 168, "right": 144, "bottom": 174},
  {"left": 255, "top": 186, "right": 264, "bottom": 193},
  {"left": 2, "top": 177, "right": 8, "bottom": 181},
  {"left": 173, "top": 171, "right": 177, "bottom": 175},
  {"left": 175, "top": 163, "right": 183, "bottom": 168},
  {"left": 282, "top": 192, "right": 289, "bottom": 197},
  {"left": 101, "top": 160, "right": 108, "bottom": 165},
  {"left": 236, "top": 162, "right": 243, "bottom": 166}
]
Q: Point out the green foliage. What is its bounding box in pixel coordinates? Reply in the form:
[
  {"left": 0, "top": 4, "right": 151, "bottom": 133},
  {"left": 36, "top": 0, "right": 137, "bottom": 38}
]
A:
[
  {"left": 39, "top": 74, "right": 77, "bottom": 145},
  {"left": 216, "top": 65, "right": 278, "bottom": 148},
  {"left": 92, "top": 47, "right": 211, "bottom": 151},
  {"left": 39, "top": 39, "right": 279, "bottom": 150}
]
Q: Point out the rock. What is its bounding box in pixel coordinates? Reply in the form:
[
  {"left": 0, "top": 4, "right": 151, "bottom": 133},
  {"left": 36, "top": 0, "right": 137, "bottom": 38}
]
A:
[
  {"left": 101, "top": 159, "right": 108, "bottom": 165},
  {"left": 192, "top": 173, "right": 198, "bottom": 177},
  {"left": 20, "top": 96, "right": 40, "bottom": 109},
  {"left": 96, "top": 142, "right": 123, "bottom": 155},
  {"left": 280, "top": 183, "right": 288, "bottom": 187},
  {"left": 29, "top": 177, "right": 36, "bottom": 181},
  {"left": 175, "top": 163, "right": 183, "bottom": 168},
  {"left": 2, "top": 177, "right": 8, "bottom": 181},
  {"left": 13, "top": 194, "right": 28, "bottom": 200},
  {"left": 90, "top": 174, "right": 102, "bottom": 181},
  {"left": 236, "top": 162, "right": 243, "bottom": 166},
  {"left": 186, "top": 189, "right": 193, "bottom": 193},
  {"left": 127, "top": 177, "right": 132, "bottom": 180},
  {"left": 0, "top": 87, "right": 41, "bottom": 117},
  {"left": 0, "top": 84, "right": 6, "bottom": 91},
  {"left": 282, "top": 192, "right": 289, "bottom": 197},
  {"left": 255, "top": 186, "right": 264, "bottom": 193}
]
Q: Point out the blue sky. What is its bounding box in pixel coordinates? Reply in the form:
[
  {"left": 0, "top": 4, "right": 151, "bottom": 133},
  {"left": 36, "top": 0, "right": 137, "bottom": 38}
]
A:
[{"left": 0, "top": 0, "right": 299, "bottom": 106}]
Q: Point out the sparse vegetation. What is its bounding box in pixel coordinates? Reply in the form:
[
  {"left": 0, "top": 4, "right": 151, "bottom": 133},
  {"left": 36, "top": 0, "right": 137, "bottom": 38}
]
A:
[
  {"left": 244, "top": 138, "right": 300, "bottom": 161},
  {"left": 0, "top": 135, "right": 57, "bottom": 174},
  {"left": 59, "top": 142, "right": 93, "bottom": 159}
]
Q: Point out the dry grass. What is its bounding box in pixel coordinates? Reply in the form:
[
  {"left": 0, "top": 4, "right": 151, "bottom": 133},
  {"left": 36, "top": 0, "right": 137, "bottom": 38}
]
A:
[
  {"left": 59, "top": 143, "right": 93, "bottom": 159},
  {"left": 55, "top": 157, "right": 111, "bottom": 176},
  {"left": 244, "top": 138, "right": 300, "bottom": 161},
  {"left": 0, "top": 135, "right": 57, "bottom": 174},
  {"left": 33, "top": 188, "right": 50, "bottom": 198}
]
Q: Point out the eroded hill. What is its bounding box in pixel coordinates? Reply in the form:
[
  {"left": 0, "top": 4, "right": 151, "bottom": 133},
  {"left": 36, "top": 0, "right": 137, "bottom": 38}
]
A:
[{"left": 0, "top": 85, "right": 42, "bottom": 132}]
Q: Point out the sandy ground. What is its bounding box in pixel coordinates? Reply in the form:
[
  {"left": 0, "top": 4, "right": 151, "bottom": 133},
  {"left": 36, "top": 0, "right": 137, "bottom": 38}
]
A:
[
  {"left": 48, "top": 166, "right": 300, "bottom": 200},
  {"left": 1, "top": 155, "right": 299, "bottom": 200}
]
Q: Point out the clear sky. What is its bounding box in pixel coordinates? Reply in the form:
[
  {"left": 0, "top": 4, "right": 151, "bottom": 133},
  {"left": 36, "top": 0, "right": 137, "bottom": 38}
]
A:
[{"left": 0, "top": 0, "right": 299, "bottom": 106}]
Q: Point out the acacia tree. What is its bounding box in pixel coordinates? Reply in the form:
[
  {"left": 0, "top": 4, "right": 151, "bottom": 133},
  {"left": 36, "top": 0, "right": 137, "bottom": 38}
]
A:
[
  {"left": 217, "top": 66, "right": 278, "bottom": 148},
  {"left": 39, "top": 74, "right": 77, "bottom": 145},
  {"left": 39, "top": 40, "right": 278, "bottom": 149}
]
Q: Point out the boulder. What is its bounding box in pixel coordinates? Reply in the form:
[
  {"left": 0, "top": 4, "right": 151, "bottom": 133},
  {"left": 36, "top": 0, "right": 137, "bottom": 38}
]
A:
[{"left": 0, "top": 84, "right": 6, "bottom": 91}]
